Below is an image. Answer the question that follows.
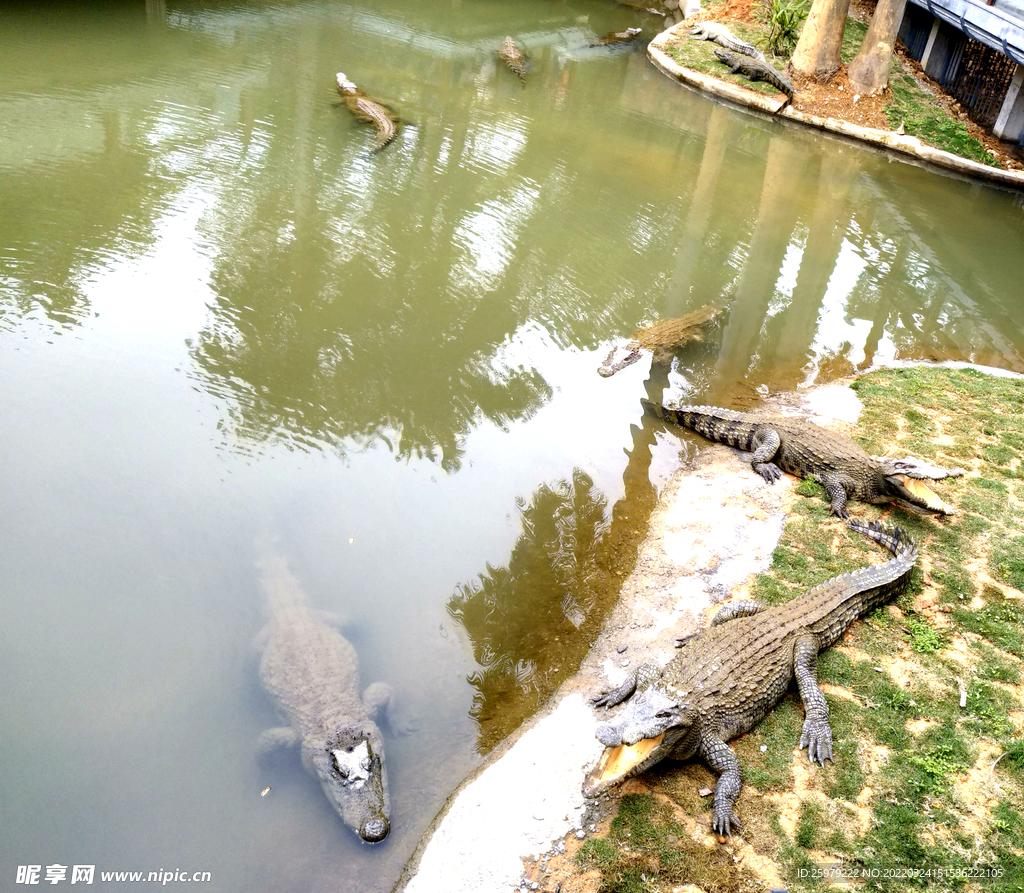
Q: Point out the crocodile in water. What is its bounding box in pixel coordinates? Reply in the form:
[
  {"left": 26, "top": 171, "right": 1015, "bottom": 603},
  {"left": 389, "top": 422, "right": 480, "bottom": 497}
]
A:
[
  {"left": 257, "top": 557, "right": 400, "bottom": 842},
  {"left": 499, "top": 37, "right": 528, "bottom": 81},
  {"left": 598, "top": 304, "right": 724, "bottom": 377},
  {"left": 584, "top": 520, "right": 917, "bottom": 835},
  {"left": 645, "top": 401, "right": 964, "bottom": 517},
  {"left": 713, "top": 49, "right": 795, "bottom": 108},
  {"left": 336, "top": 73, "right": 398, "bottom": 152},
  {"left": 689, "top": 21, "right": 765, "bottom": 62},
  {"left": 590, "top": 27, "right": 643, "bottom": 47}
]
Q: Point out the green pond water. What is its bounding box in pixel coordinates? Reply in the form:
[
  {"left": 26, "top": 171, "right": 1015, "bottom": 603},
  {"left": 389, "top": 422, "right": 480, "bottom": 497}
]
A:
[{"left": 2, "top": 1, "right": 1023, "bottom": 891}]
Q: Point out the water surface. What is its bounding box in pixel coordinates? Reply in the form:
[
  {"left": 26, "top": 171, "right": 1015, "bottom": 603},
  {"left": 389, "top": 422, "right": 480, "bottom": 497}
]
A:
[{"left": 2, "top": 1, "right": 1023, "bottom": 891}]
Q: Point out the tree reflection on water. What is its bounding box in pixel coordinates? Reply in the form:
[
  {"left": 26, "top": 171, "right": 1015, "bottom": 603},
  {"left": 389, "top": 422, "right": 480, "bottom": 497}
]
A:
[{"left": 448, "top": 468, "right": 610, "bottom": 750}]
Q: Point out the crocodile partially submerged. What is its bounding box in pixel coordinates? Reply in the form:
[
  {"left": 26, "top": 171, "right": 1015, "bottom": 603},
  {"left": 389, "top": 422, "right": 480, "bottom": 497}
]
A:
[
  {"left": 598, "top": 304, "right": 724, "bottom": 377},
  {"left": 590, "top": 27, "right": 643, "bottom": 48},
  {"left": 499, "top": 36, "right": 527, "bottom": 81},
  {"left": 584, "top": 520, "right": 918, "bottom": 835},
  {"left": 645, "top": 402, "right": 964, "bottom": 517},
  {"left": 713, "top": 49, "right": 795, "bottom": 109},
  {"left": 689, "top": 21, "right": 765, "bottom": 62},
  {"left": 335, "top": 73, "right": 398, "bottom": 153},
  {"left": 257, "top": 557, "right": 398, "bottom": 842}
]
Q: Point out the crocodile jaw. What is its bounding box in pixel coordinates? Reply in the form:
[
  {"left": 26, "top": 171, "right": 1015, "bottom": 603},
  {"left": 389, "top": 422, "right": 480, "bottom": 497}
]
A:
[
  {"left": 582, "top": 734, "right": 665, "bottom": 797},
  {"left": 886, "top": 474, "right": 956, "bottom": 515}
]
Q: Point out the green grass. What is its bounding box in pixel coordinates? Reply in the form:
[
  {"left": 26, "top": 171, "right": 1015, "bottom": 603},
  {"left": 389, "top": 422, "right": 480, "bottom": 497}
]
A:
[{"left": 885, "top": 71, "right": 998, "bottom": 167}]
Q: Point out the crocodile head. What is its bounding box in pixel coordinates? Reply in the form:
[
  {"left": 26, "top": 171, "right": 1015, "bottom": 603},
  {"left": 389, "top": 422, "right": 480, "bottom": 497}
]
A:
[
  {"left": 306, "top": 722, "right": 390, "bottom": 843},
  {"left": 881, "top": 473, "right": 956, "bottom": 515},
  {"left": 583, "top": 687, "right": 699, "bottom": 796}
]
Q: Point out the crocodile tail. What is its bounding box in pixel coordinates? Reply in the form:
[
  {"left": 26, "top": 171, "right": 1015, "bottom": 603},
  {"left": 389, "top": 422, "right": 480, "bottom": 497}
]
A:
[
  {"left": 644, "top": 401, "right": 759, "bottom": 451},
  {"left": 845, "top": 519, "right": 919, "bottom": 565}
]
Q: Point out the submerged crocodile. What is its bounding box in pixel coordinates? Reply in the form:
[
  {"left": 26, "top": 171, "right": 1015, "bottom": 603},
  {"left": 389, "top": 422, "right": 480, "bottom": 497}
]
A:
[
  {"left": 598, "top": 304, "right": 724, "bottom": 377},
  {"left": 591, "top": 27, "right": 643, "bottom": 47},
  {"left": 336, "top": 73, "right": 398, "bottom": 152},
  {"left": 714, "top": 49, "right": 795, "bottom": 108},
  {"left": 689, "top": 21, "right": 765, "bottom": 62},
  {"left": 257, "top": 558, "right": 399, "bottom": 842},
  {"left": 584, "top": 520, "right": 918, "bottom": 835},
  {"left": 499, "top": 37, "right": 528, "bottom": 81},
  {"left": 645, "top": 402, "right": 964, "bottom": 517}
]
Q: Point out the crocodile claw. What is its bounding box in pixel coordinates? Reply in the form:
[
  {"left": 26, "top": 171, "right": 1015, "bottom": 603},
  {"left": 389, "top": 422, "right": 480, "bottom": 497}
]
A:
[
  {"left": 755, "top": 463, "right": 783, "bottom": 484},
  {"left": 712, "top": 807, "right": 743, "bottom": 837},
  {"left": 799, "top": 721, "right": 834, "bottom": 766},
  {"left": 829, "top": 504, "right": 850, "bottom": 519}
]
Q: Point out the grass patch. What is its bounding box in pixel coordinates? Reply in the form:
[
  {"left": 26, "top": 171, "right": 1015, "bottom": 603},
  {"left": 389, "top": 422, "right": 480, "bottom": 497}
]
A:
[
  {"left": 577, "top": 793, "right": 756, "bottom": 893},
  {"left": 885, "top": 71, "right": 998, "bottom": 167}
]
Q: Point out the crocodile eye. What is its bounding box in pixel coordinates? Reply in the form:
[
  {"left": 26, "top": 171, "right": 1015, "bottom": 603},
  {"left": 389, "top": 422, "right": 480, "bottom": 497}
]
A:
[{"left": 655, "top": 709, "right": 676, "bottom": 719}]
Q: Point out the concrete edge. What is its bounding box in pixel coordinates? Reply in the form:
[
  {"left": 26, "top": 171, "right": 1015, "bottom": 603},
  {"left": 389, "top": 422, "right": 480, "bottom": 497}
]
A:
[{"left": 647, "top": 25, "right": 1024, "bottom": 193}]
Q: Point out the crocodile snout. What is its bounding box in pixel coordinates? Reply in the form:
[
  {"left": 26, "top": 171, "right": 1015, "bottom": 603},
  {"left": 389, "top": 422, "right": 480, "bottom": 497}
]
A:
[{"left": 360, "top": 815, "right": 389, "bottom": 843}]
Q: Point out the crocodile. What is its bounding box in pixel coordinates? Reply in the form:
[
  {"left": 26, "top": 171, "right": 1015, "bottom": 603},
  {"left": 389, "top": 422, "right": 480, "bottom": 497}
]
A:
[
  {"left": 584, "top": 520, "right": 918, "bottom": 835},
  {"left": 645, "top": 401, "right": 964, "bottom": 517},
  {"left": 499, "top": 36, "right": 528, "bottom": 81},
  {"left": 591, "top": 27, "right": 643, "bottom": 47},
  {"left": 713, "top": 49, "right": 795, "bottom": 108},
  {"left": 336, "top": 73, "right": 398, "bottom": 153},
  {"left": 257, "top": 557, "right": 399, "bottom": 842},
  {"left": 689, "top": 21, "right": 766, "bottom": 62},
  {"left": 598, "top": 304, "right": 724, "bottom": 377}
]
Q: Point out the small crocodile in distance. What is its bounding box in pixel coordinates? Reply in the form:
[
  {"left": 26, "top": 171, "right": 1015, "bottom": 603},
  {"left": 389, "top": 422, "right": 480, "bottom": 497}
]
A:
[
  {"left": 713, "top": 49, "right": 795, "bottom": 110},
  {"left": 689, "top": 21, "right": 765, "bottom": 61},
  {"left": 598, "top": 304, "right": 724, "bottom": 376},
  {"left": 257, "top": 557, "right": 402, "bottom": 842},
  {"left": 584, "top": 520, "right": 918, "bottom": 836},
  {"left": 591, "top": 27, "right": 643, "bottom": 48},
  {"left": 336, "top": 73, "right": 398, "bottom": 152},
  {"left": 644, "top": 401, "right": 964, "bottom": 517},
  {"left": 499, "top": 36, "right": 528, "bottom": 81}
]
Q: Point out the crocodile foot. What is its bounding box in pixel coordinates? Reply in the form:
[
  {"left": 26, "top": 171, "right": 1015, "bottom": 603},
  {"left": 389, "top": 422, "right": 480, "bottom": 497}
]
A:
[
  {"left": 712, "top": 805, "right": 743, "bottom": 837},
  {"left": 799, "top": 718, "right": 834, "bottom": 766}
]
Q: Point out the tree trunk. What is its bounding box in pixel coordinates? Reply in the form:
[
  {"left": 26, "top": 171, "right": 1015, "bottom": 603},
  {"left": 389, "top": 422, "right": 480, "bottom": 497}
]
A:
[
  {"left": 847, "top": 0, "right": 909, "bottom": 94},
  {"left": 791, "top": 0, "right": 851, "bottom": 79}
]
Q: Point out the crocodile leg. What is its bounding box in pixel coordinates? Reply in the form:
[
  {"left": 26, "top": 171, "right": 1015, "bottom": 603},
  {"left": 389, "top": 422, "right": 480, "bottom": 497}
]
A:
[
  {"left": 593, "top": 663, "right": 662, "bottom": 708},
  {"left": 815, "top": 472, "right": 850, "bottom": 518},
  {"left": 256, "top": 726, "right": 301, "bottom": 757},
  {"left": 697, "top": 728, "right": 743, "bottom": 836},
  {"left": 749, "top": 428, "right": 783, "bottom": 483},
  {"left": 710, "top": 600, "right": 766, "bottom": 626},
  {"left": 363, "top": 681, "right": 414, "bottom": 735},
  {"left": 793, "top": 634, "right": 834, "bottom": 765}
]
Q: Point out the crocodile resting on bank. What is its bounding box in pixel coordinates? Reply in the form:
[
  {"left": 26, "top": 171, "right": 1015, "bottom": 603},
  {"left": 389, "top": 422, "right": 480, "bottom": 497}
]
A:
[
  {"left": 713, "top": 49, "right": 795, "bottom": 109},
  {"left": 584, "top": 520, "right": 918, "bottom": 835},
  {"left": 336, "top": 73, "right": 398, "bottom": 152},
  {"left": 598, "top": 304, "right": 724, "bottom": 377},
  {"left": 689, "top": 21, "right": 765, "bottom": 62},
  {"left": 499, "top": 37, "right": 528, "bottom": 81},
  {"left": 645, "top": 402, "right": 964, "bottom": 517},
  {"left": 257, "top": 557, "right": 400, "bottom": 842}
]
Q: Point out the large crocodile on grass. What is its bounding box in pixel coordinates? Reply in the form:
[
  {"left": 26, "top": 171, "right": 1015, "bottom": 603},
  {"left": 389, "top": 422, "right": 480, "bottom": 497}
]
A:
[
  {"left": 645, "top": 401, "right": 964, "bottom": 517},
  {"left": 713, "top": 49, "right": 795, "bottom": 109},
  {"left": 257, "top": 557, "right": 400, "bottom": 842},
  {"left": 499, "top": 37, "right": 528, "bottom": 81},
  {"left": 336, "top": 73, "right": 398, "bottom": 153},
  {"left": 583, "top": 520, "right": 918, "bottom": 836},
  {"left": 689, "top": 21, "right": 765, "bottom": 62},
  {"left": 598, "top": 304, "right": 724, "bottom": 376}
]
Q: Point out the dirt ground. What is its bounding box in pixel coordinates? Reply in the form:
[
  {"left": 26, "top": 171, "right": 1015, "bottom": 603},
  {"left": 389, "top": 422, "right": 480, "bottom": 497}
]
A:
[{"left": 687, "top": 0, "right": 1024, "bottom": 170}]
